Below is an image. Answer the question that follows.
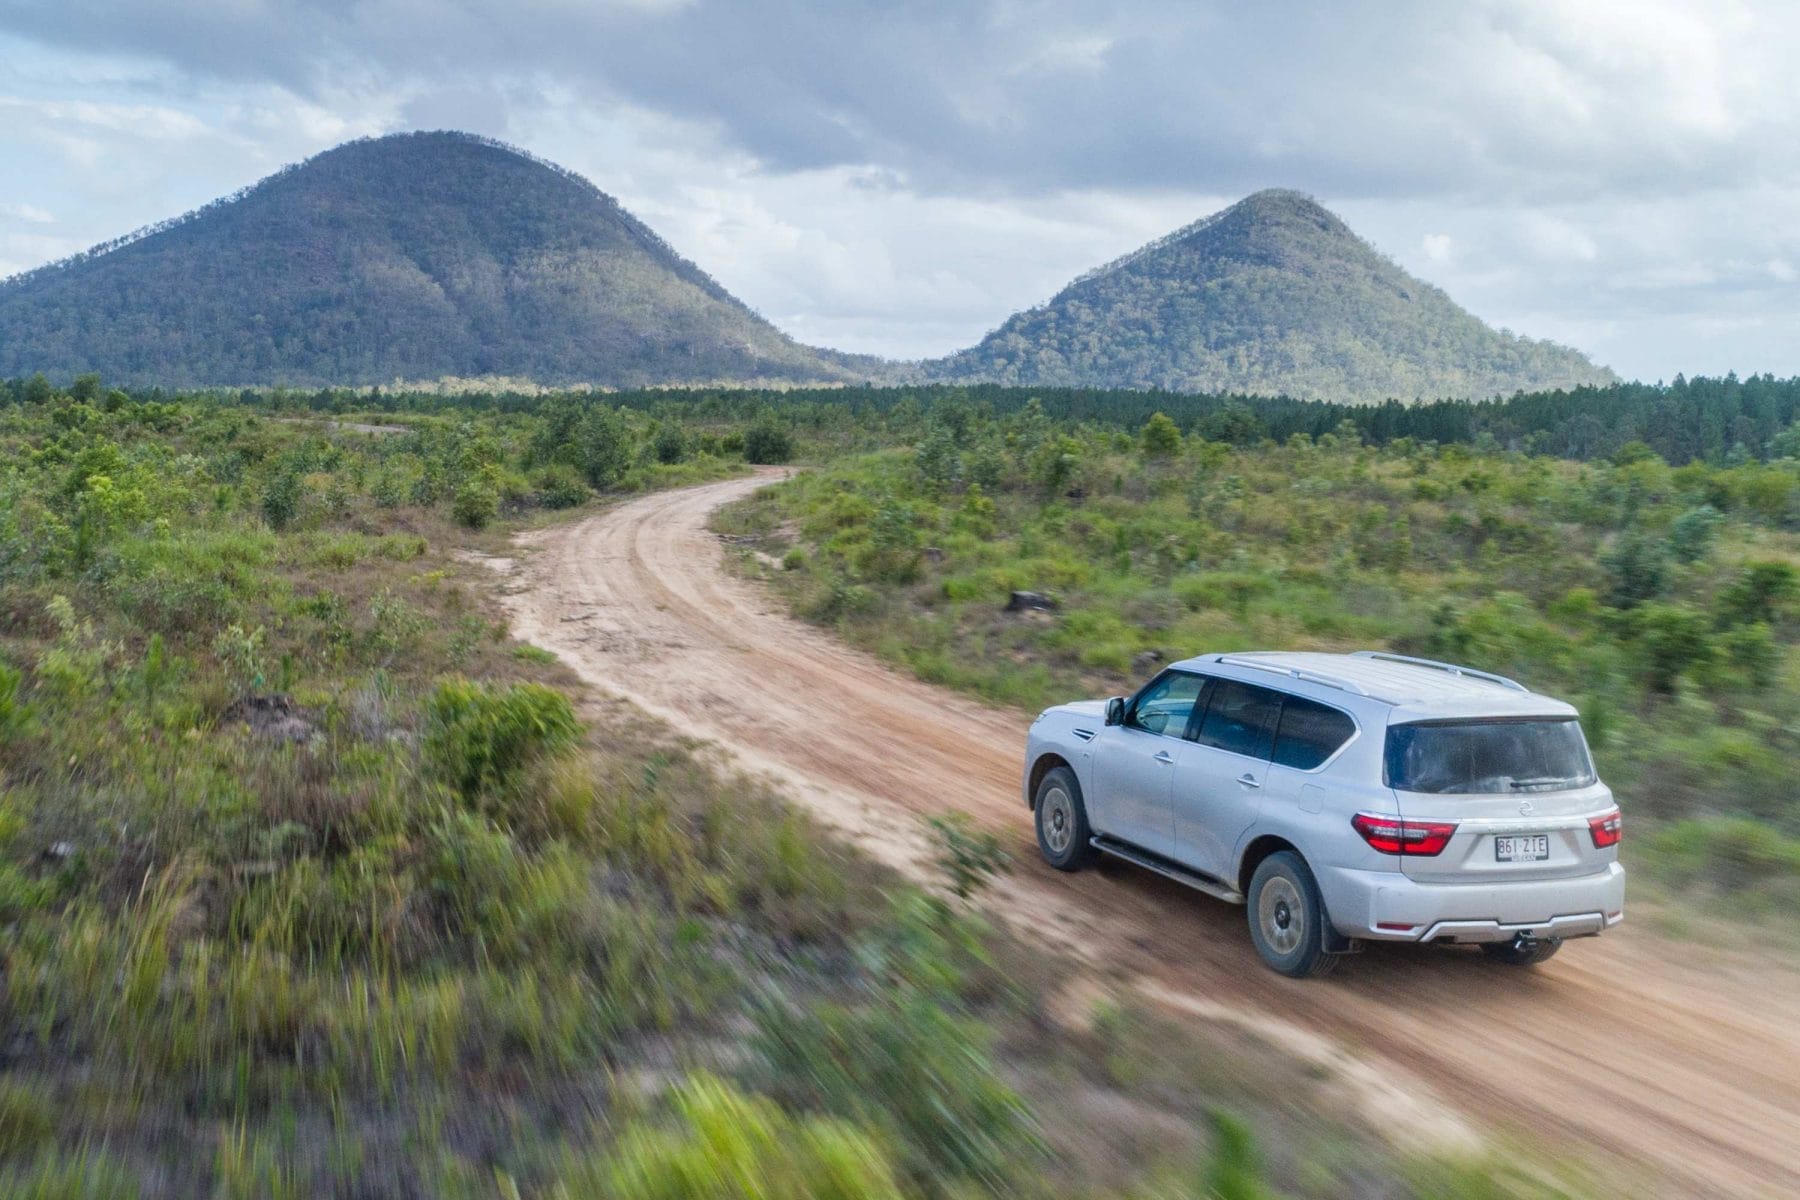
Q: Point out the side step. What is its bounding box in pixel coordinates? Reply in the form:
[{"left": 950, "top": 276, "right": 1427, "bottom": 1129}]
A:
[{"left": 1090, "top": 837, "right": 1245, "bottom": 905}]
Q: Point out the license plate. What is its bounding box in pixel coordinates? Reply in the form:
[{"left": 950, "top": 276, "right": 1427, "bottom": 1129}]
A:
[{"left": 1494, "top": 834, "right": 1550, "bottom": 863}]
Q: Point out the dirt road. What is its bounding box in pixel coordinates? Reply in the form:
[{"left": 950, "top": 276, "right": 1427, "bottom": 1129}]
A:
[{"left": 502, "top": 470, "right": 1800, "bottom": 1198}]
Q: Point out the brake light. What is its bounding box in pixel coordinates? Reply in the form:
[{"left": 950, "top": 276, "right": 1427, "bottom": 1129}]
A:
[
  {"left": 1352, "top": 812, "right": 1458, "bottom": 856},
  {"left": 1588, "top": 809, "right": 1623, "bottom": 849}
]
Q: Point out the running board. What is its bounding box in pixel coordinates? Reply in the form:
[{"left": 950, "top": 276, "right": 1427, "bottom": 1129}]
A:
[{"left": 1090, "top": 837, "right": 1245, "bottom": 905}]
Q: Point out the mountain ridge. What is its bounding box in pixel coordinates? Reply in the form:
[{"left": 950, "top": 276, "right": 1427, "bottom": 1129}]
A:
[
  {"left": 923, "top": 187, "right": 1613, "bottom": 402},
  {"left": 0, "top": 135, "right": 1609, "bottom": 400},
  {"left": 0, "top": 131, "right": 870, "bottom": 389}
]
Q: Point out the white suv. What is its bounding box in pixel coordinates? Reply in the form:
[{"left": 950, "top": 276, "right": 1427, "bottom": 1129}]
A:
[{"left": 1024, "top": 651, "right": 1625, "bottom": 977}]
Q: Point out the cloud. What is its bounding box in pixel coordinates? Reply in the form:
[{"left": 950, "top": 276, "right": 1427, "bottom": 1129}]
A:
[{"left": 2, "top": 3, "right": 1800, "bottom": 377}]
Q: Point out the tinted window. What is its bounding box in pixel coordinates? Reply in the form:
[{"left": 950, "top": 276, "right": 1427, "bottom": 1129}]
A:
[
  {"left": 1127, "top": 671, "right": 1204, "bottom": 737},
  {"left": 1192, "top": 680, "right": 1282, "bottom": 760},
  {"left": 1271, "top": 697, "right": 1356, "bottom": 770},
  {"left": 1386, "top": 720, "right": 1596, "bottom": 794}
]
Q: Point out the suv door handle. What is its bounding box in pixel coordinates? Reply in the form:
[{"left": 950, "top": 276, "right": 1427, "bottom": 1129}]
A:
[
  {"left": 1153, "top": 750, "right": 1175, "bottom": 764},
  {"left": 1237, "top": 773, "right": 1261, "bottom": 788}
]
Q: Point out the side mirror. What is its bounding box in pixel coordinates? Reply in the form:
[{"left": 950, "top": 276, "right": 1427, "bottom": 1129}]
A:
[{"left": 1104, "top": 696, "right": 1126, "bottom": 727}]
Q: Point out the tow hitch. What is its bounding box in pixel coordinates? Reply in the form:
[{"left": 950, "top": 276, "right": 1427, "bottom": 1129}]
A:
[{"left": 1509, "top": 931, "right": 1542, "bottom": 954}]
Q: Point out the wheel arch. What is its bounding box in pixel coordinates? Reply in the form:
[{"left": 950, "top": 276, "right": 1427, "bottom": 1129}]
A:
[
  {"left": 1238, "top": 833, "right": 1302, "bottom": 897},
  {"left": 1027, "top": 752, "right": 1073, "bottom": 810}
]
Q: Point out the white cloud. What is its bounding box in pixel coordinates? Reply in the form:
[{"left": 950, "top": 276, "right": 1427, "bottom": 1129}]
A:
[{"left": 3, "top": 5, "right": 1800, "bottom": 376}]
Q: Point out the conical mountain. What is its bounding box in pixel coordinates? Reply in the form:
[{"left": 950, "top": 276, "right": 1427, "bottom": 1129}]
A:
[
  {"left": 927, "top": 189, "right": 1613, "bottom": 402},
  {"left": 0, "top": 131, "right": 867, "bottom": 389}
]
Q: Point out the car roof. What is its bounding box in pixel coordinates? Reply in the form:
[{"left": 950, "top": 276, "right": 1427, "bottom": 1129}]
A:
[{"left": 1169, "top": 650, "right": 1579, "bottom": 722}]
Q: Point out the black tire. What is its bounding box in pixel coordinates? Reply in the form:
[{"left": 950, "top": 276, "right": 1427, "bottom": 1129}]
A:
[
  {"left": 1246, "top": 851, "right": 1339, "bottom": 979},
  {"left": 1480, "top": 937, "right": 1563, "bottom": 967},
  {"left": 1033, "top": 766, "right": 1096, "bottom": 871}
]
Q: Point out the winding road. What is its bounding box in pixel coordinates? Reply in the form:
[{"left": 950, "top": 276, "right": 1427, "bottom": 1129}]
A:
[{"left": 501, "top": 469, "right": 1800, "bottom": 1199}]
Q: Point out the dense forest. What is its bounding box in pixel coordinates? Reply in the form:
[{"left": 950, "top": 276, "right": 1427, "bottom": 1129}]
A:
[
  {"left": 11, "top": 372, "right": 1796, "bottom": 468},
  {"left": 924, "top": 190, "right": 1613, "bottom": 403}
]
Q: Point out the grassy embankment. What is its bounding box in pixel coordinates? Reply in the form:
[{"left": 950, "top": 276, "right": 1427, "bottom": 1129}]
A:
[
  {"left": 0, "top": 385, "right": 1588, "bottom": 1198},
  {"left": 718, "top": 405, "right": 1800, "bottom": 920}
]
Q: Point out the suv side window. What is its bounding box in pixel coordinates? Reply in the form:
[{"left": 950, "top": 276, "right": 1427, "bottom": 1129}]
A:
[
  {"left": 1126, "top": 670, "right": 1204, "bottom": 737},
  {"left": 1191, "top": 679, "right": 1283, "bottom": 760},
  {"left": 1270, "top": 695, "right": 1356, "bottom": 770}
]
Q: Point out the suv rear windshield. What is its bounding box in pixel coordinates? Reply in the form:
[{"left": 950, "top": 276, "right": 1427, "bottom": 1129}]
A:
[{"left": 1385, "top": 719, "right": 1596, "bottom": 794}]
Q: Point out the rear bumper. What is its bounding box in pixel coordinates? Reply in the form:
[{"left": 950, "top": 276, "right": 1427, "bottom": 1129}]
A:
[{"left": 1318, "top": 861, "right": 1626, "bottom": 944}]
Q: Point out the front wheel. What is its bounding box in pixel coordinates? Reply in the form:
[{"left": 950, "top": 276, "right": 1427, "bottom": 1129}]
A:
[
  {"left": 1033, "top": 767, "right": 1096, "bottom": 871},
  {"left": 1480, "top": 937, "right": 1563, "bottom": 967},
  {"left": 1246, "top": 851, "right": 1339, "bottom": 978}
]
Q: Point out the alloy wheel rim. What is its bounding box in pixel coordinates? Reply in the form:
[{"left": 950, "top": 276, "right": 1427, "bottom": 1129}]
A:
[
  {"left": 1259, "top": 876, "right": 1305, "bottom": 956},
  {"left": 1041, "top": 787, "right": 1073, "bottom": 854}
]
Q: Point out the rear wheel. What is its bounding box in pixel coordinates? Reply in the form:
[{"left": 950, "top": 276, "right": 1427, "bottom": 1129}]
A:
[
  {"left": 1033, "top": 767, "right": 1096, "bottom": 871},
  {"left": 1481, "top": 937, "right": 1563, "bottom": 966},
  {"left": 1247, "top": 852, "right": 1339, "bottom": 978}
]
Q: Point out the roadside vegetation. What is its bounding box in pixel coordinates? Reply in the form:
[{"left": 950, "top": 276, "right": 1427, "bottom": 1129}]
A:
[
  {"left": 0, "top": 378, "right": 1582, "bottom": 1197},
  {"left": 716, "top": 392, "right": 1800, "bottom": 919}
]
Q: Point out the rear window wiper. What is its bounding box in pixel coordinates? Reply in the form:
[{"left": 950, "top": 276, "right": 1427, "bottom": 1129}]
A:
[{"left": 1508, "top": 777, "right": 1571, "bottom": 790}]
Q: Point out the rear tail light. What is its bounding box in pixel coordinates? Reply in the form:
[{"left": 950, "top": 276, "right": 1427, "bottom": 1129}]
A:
[
  {"left": 1352, "top": 812, "right": 1458, "bottom": 856},
  {"left": 1588, "top": 809, "right": 1623, "bottom": 849}
]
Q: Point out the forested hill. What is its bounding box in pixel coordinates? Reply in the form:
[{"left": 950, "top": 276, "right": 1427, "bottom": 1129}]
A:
[
  {"left": 925, "top": 189, "right": 1615, "bottom": 403},
  {"left": 0, "top": 132, "right": 873, "bottom": 389}
]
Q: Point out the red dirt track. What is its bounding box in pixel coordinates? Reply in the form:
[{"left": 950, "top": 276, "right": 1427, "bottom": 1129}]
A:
[{"left": 501, "top": 470, "right": 1800, "bottom": 1199}]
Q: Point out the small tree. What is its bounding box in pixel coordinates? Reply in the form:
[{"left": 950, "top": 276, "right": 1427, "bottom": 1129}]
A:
[
  {"left": 261, "top": 470, "right": 303, "bottom": 531},
  {"left": 1624, "top": 603, "right": 1713, "bottom": 694},
  {"left": 743, "top": 418, "right": 794, "bottom": 465},
  {"left": 1668, "top": 505, "right": 1722, "bottom": 563},
  {"left": 1716, "top": 561, "right": 1797, "bottom": 628},
  {"left": 652, "top": 423, "right": 688, "bottom": 465},
  {"left": 1140, "top": 411, "right": 1182, "bottom": 459},
  {"left": 913, "top": 423, "right": 960, "bottom": 493},
  {"left": 1600, "top": 531, "right": 1667, "bottom": 609},
  {"left": 578, "top": 406, "right": 632, "bottom": 489}
]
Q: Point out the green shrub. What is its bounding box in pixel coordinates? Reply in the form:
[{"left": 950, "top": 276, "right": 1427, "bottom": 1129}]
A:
[
  {"left": 653, "top": 424, "right": 689, "bottom": 465},
  {"left": 754, "top": 898, "right": 1033, "bottom": 1192},
  {"left": 533, "top": 463, "right": 590, "bottom": 509},
  {"left": 261, "top": 470, "right": 302, "bottom": 531},
  {"left": 423, "top": 679, "right": 580, "bottom": 800},
  {"left": 575, "top": 1073, "right": 903, "bottom": 1200},
  {"left": 1141, "top": 411, "right": 1183, "bottom": 458},
  {"left": 451, "top": 479, "right": 498, "bottom": 530},
  {"left": 0, "top": 1077, "right": 54, "bottom": 1157},
  {"left": 743, "top": 419, "right": 794, "bottom": 465}
]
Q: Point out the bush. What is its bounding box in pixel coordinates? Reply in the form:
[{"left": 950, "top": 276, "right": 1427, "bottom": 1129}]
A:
[
  {"left": 653, "top": 424, "right": 688, "bottom": 465},
  {"left": 261, "top": 470, "right": 302, "bottom": 530},
  {"left": 577, "top": 1074, "right": 903, "bottom": 1200},
  {"left": 743, "top": 420, "right": 794, "bottom": 465},
  {"left": 754, "top": 898, "right": 1033, "bottom": 1191},
  {"left": 424, "top": 679, "right": 581, "bottom": 800},
  {"left": 1140, "top": 411, "right": 1182, "bottom": 458},
  {"left": 1621, "top": 603, "right": 1713, "bottom": 694},
  {"left": 451, "top": 479, "right": 498, "bottom": 530},
  {"left": 534, "top": 463, "right": 591, "bottom": 509},
  {"left": 1600, "top": 531, "right": 1668, "bottom": 610},
  {"left": 579, "top": 406, "right": 633, "bottom": 489}
]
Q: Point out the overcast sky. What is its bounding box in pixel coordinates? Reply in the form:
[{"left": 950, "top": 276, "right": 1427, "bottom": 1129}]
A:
[{"left": 2, "top": 0, "right": 1797, "bottom": 380}]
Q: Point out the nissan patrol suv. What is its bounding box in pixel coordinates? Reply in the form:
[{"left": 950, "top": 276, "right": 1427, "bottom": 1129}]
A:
[{"left": 1023, "top": 651, "right": 1624, "bottom": 977}]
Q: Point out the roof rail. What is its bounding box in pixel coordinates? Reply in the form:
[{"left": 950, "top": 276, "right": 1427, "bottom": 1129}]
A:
[
  {"left": 1216, "top": 655, "right": 1371, "bottom": 697},
  {"left": 1350, "top": 650, "right": 1528, "bottom": 693}
]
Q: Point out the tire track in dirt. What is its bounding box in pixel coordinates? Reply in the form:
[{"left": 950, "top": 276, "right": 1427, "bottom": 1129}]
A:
[{"left": 500, "top": 470, "right": 1800, "bottom": 1199}]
